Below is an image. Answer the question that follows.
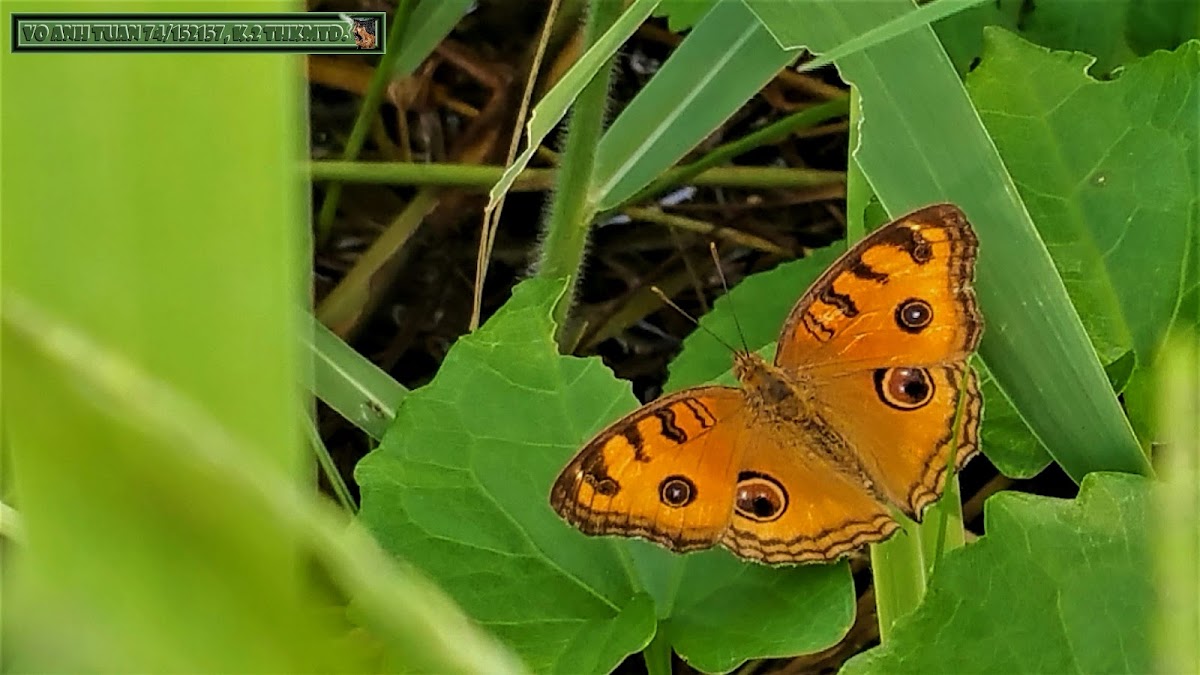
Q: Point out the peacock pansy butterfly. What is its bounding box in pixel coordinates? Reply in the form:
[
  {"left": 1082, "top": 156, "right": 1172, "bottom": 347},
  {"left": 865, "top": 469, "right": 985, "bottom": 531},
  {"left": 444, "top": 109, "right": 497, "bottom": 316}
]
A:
[{"left": 549, "top": 203, "right": 984, "bottom": 564}]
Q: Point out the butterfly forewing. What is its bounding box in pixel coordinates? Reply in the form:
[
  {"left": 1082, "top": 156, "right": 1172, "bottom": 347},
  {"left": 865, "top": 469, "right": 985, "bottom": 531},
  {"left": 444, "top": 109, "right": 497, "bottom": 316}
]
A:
[
  {"left": 550, "top": 387, "right": 747, "bottom": 553},
  {"left": 775, "top": 203, "right": 982, "bottom": 374}
]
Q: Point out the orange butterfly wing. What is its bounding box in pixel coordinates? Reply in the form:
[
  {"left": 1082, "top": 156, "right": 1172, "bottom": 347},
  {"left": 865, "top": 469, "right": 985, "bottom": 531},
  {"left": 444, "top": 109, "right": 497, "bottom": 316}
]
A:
[
  {"left": 818, "top": 364, "right": 982, "bottom": 519},
  {"left": 719, "top": 433, "right": 898, "bottom": 564},
  {"left": 776, "top": 203, "right": 984, "bottom": 521},
  {"left": 550, "top": 386, "right": 900, "bottom": 563},
  {"left": 776, "top": 203, "right": 981, "bottom": 372},
  {"left": 550, "top": 387, "right": 746, "bottom": 553}
]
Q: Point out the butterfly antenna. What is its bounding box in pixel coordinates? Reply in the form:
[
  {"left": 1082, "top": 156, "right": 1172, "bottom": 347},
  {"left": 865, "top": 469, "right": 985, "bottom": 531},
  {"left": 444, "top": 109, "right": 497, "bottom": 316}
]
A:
[
  {"left": 709, "top": 242, "right": 751, "bottom": 353},
  {"left": 650, "top": 286, "right": 740, "bottom": 354}
]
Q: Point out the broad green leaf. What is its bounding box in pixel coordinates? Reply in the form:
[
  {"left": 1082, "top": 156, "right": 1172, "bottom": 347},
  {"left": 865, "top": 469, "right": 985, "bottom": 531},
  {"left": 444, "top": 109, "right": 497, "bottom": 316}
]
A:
[
  {"left": 754, "top": 2, "right": 1149, "bottom": 482},
  {"left": 1180, "top": 209, "right": 1200, "bottom": 330},
  {"left": 592, "top": 0, "right": 793, "bottom": 210},
  {"left": 1012, "top": 0, "right": 1200, "bottom": 75},
  {"left": 934, "top": 0, "right": 1200, "bottom": 76},
  {"left": 967, "top": 32, "right": 1198, "bottom": 472},
  {"left": 933, "top": 0, "right": 1023, "bottom": 74},
  {"left": 999, "top": 0, "right": 1137, "bottom": 74},
  {"left": 1127, "top": 0, "right": 1200, "bottom": 55},
  {"left": 928, "top": 32, "right": 1197, "bottom": 476},
  {"left": 969, "top": 30, "right": 1197, "bottom": 368},
  {"left": 653, "top": 547, "right": 852, "bottom": 673},
  {"left": 1105, "top": 351, "right": 1137, "bottom": 394},
  {"left": 307, "top": 313, "right": 407, "bottom": 441},
  {"left": 843, "top": 472, "right": 1155, "bottom": 673},
  {"left": 487, "top": 0, "right": 659, "bottom": 210},
  {"left": 1181, "top": 273, "right": 1199, "bottom": 330},
  {"left": 356, "top": 278, "right": 853, "bottom": 673},
  {"left": 931, "top": 31, "right": 1195, "bottom": 475},
  {"left": 1122, "top": 366, "right": 1162, "bottom": 449}
]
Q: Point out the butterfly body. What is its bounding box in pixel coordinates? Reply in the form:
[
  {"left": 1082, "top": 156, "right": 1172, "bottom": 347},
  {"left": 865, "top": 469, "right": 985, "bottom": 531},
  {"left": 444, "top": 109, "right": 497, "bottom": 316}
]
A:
[
  {"left": 734, "top": 351, "right": 885, "bottom": 498},
  {"left": 551, "top": 204, "right": 984, "bottom": 565}
]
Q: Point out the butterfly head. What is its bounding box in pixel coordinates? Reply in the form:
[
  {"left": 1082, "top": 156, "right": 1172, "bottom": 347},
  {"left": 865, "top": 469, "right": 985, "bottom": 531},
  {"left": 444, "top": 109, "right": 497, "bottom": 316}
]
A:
[
  {"left": 734, "top": 349, "right": 806, "bottom": 420},
  {"left": 733, "top": 350, "right": 785, "bottom": 396},
  {"left": 732, "top": 350, "right": 769, "bottom": 382}
]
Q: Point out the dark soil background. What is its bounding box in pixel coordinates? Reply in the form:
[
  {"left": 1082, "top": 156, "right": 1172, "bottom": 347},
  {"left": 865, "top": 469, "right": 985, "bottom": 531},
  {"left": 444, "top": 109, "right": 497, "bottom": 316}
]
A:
[{"left": 306, "top": 1, "right": 1077, "bottom": 671}]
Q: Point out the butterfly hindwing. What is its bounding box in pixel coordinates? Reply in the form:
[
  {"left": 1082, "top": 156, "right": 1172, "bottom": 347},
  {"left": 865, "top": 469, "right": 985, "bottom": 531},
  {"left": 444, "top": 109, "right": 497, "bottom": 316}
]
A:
[
  {"left": 719, "top": 432, "right": 899, "bottom": 564},
  {"left": 818, "top": 362, "right": 983, "bottom": 520}
]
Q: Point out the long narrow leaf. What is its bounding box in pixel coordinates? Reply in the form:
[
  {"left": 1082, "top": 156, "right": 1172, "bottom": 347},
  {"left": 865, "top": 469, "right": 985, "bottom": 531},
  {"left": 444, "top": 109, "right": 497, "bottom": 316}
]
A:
[
  {"left": 748, "top": 0, "right": 991, "bottom": 73},
  {"left": 392, "top": 0, "right": 475, "bottom": 76},
  {"left": 487, "top": 0, "right": 660, "bottom": 210},
  {"left": 591, "top": 0, "right": 793, "bottom": 209},
  {"left": 306, "top": 314, "right": 407, "bottom": 441}
]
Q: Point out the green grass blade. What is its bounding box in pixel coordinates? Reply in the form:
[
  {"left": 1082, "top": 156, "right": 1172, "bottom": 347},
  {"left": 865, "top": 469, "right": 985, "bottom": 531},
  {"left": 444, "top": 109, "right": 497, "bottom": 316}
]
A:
[
  {"left": 1, "top": 20, "right": 323, "bottom": 668},
  {"left": 620, "top": 95, "right": 849, "bottom": 208},
  {"left": 303, "top": 411, "right": 356, "bottom": 513},
  {"left": 849, "top": 87, "right": 963, "bottom": 636},
  {"left": 592, "top": 0, "right": 988, "bottom": 212},
  {"left": 391, "top": 0, "right": 476, "bottom": 76},
  {"left": 748, "top": 0, "right": 991, "bottom": 72},
  {"left": 641, "top": 631, "right": 673, "bottom": 675},
  {"left": 306, "top": 314, "right": 407, "bottom": 441},
  {"left": 592, "top": 0, "right": 793, "bottom": 210},
  {"left": 487, "top": 0, "right": 660, "bottom": 210},
  {"left": 753, "top": 0, "right": 1150, "bottom": 482},
  {"left": 869, "top": 523, "right": 926, "bottom": 641}
]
